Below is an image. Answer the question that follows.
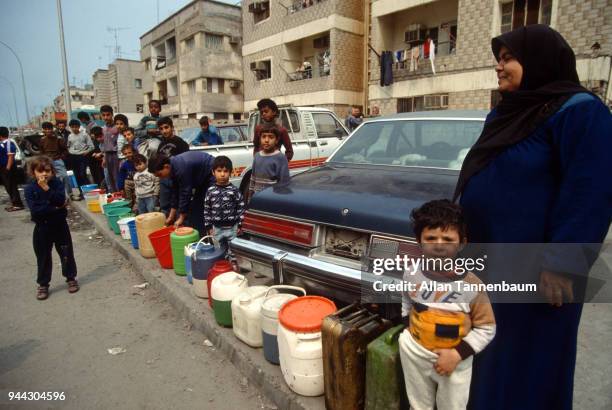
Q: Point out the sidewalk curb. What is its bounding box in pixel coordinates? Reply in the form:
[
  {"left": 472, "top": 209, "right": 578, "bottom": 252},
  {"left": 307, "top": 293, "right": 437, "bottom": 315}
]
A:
[{"left": 73, "top": 201, "right": 324, "bottom": 410}]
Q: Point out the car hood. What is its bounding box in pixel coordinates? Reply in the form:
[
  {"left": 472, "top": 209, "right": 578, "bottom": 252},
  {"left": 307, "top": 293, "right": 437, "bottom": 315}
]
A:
[{"left": 249, "top": 163, "right": 458, "bottom": 238}]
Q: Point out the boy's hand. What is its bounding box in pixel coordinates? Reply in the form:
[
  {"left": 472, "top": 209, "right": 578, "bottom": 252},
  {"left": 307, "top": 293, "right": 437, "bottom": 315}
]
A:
[
  {"left": 207, "top": 228, "right": 214, "bottom": 236},
  {"left": 37, "top": 176, "right": 49, "bottom": 191},
  {"left": 433, "top": 348, "right": 462, "bottom": 376}
]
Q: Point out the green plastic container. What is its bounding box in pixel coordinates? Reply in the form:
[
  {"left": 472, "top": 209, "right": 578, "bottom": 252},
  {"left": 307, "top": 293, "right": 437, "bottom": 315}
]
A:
[
  {"left": 170, "top": 227, "right": 200, "bottom": 276},
  {"left": 106, "top": 208, "right": 132, "bottom": 234},
  {"left": 365, "top": 325, "right": 408, "bottom": 410},
  {"left": 102, "top": 200, "right": 129, "bottom": 214}
]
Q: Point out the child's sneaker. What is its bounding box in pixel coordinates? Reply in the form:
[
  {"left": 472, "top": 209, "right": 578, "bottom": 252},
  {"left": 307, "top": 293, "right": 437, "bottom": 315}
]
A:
[
  {"left": 67, "top": 279, "right": 80, "bottom": 293},
  {"left": 37, "top": 285, "right": 49, "bottom": 300}
]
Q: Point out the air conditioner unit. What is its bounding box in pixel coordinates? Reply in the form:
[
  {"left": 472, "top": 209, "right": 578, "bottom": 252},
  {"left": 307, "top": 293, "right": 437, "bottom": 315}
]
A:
[
  {"left": 229, "top": 80, "right": 241, "bottom": 88},
  {"left": 229, "top": 36, "right": 241, "bottom": 45}
]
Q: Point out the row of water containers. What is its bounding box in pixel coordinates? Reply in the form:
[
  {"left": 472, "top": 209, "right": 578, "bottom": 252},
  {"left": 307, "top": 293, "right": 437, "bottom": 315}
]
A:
[{"left": 205, "top": 267, "right": 338, "bottom": 397}]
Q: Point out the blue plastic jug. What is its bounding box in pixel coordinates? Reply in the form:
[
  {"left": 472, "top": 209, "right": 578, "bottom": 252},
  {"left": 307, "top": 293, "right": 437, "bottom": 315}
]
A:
[
  {"left": 128, "top": 220, "right": 139, "bottom": 249},
  {"left": 191, "top": 236, "right": 226, "bottom": 281}
]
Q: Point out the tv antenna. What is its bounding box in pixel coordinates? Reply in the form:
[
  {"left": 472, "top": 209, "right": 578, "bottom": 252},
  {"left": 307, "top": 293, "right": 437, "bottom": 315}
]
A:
[{"left": 107, "top": 26, "right": 130, "bottom": 59}]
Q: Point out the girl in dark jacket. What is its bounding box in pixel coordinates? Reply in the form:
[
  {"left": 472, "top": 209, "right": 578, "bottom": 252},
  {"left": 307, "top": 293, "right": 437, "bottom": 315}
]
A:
[{"left": 24, "top": 156, "right": 79, "bottom": 300}]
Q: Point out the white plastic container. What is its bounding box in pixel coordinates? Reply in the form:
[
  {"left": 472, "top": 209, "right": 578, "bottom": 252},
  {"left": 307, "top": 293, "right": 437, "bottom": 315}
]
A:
[
  {"left": 231, "top": 285, "right": 269, "bottom": 347},
  {"left": 211, "top": 272, "right": 248, "bottom": 327},
  {"left": 99, "top": 193, "right": 109, "bottom": 214},
  {"left": 277, "top": 296, "right": 336, "bottom": 396},
  {"left": 117, "top": 217, "right": 135, "bottom": 240},
  {"left": 261, "top": 286, "right": 306, "bottom": 365}
]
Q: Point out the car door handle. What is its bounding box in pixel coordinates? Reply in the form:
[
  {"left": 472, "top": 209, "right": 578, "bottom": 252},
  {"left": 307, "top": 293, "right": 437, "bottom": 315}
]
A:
[{"left": 319, "top": 140, "right": 328, "bottom": 146}]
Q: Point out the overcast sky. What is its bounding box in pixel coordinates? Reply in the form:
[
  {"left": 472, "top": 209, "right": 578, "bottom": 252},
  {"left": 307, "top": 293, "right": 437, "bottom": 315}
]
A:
[{"left": 0, "top": 0, "right": 238, "bottom": 127}]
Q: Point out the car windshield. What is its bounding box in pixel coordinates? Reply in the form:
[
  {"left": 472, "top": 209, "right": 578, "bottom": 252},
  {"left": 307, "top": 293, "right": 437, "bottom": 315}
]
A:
[
  {"left": 217, "top": 127, "right": 244, "bottom": 144},
  {"left": 180, "top": 128, "right": 200, "bottom": 144},
  {"left": 329, "top": 119, "right": 485, "bottom": 169}
]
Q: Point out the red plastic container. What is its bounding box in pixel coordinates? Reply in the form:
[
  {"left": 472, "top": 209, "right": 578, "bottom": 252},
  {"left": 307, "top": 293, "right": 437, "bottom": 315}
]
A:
[
  {"left": 148, "top": 226, "right": 176, "bottom": 269},
  {"left": 207, "top": 260, "right": 234, "bottom": 308}
]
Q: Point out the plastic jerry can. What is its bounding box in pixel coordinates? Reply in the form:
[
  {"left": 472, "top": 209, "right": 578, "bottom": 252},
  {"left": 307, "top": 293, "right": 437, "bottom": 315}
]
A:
[
  {"left": 277, "top": 296, "right": 337, "bottom": 397},
  {"left": 322, "top": 303, "right": 392, "bottom": 410},
  {"left": 135, "top": 212, "right": 166, "bottom": 258},
  {"left": 191, "top": 236, "right": 226, "bottom": 280},
  {"left": 211, "top": 272, "right": 247, "bottom": 327},
  {"left": 170, "top": 227, "right": 199, "bottom": 276},
  {"left": 364, "top": 325, "right": 408, "bottom": 410},
  {"left": 205, "top": 260, "right": 234, "bottom": 305},
  {"left": 261, "top": 286, "right": 306, "bottom": 365},
  {"left": 231, "top": 285, "right": 269, "bottom": 347}
]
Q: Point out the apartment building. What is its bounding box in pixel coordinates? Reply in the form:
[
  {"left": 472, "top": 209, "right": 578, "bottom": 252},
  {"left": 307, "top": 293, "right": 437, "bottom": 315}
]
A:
[
  {"left": 242, "top": 0, "right": 366, "bottom": 118},
  {"left": 93, "top": 59, "right": 145, "bottom": 114},
  {"left": 139, "top": 0, "right": 243, "bottom": 125},
  {"left": 367, "top": 0, "right": 612, "bottom": 114}
]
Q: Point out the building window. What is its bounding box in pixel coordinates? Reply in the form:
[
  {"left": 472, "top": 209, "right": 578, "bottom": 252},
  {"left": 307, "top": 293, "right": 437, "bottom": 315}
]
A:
[
  {"left": 248, "top": 1, "right": 270, "bottom": 24},
  {"left": 214, "top": 112, "right": 229, "bottom": 120},
  {"left": 397, "top": 94, "right": 449, "bottom": 113},
  {"left": 184, "top": 36, "right": 195, "bottom": 52},
  {"left": 250, "top": 59, "right": 272, "bottom": 81},
  {"left": 218, "top": 79, "right": 224, "bottom": 94},
  {"left": 205, "top": 33, "right": 223, "bottom": 50},
  {"left": 233, "top": 113, "right": 242, "bottom": 121},
  {"left": 502, "top": 0, "right": 553, "bottom": 33},
  {"left": 206, "top": 78, "right": 225, "bottom": 94},
  {"left": 134, "top": 79, "right": 142, "bottom": 89},
  {"left": 186, "top": 80, "right": 196, "bottom": 96},
  {"left": 136, "top": 104, "right": 144, "bottom": 113},
  {"left": 501, "top": 2, "right": 513, "bottom": 33},
  {"left": 144, "top": 58, "right": 151, "bottom": 71}
]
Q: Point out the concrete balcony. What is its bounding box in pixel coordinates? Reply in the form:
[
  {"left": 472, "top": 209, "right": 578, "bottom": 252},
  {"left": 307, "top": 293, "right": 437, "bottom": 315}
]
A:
[{"left": 181, "top": 93, "right": 244, "bottom": 114}]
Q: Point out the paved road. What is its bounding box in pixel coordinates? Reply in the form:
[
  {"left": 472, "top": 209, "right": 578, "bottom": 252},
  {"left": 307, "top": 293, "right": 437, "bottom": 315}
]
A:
[
  {"left": 0, "top": 191, "right": 610, "bottom": 409},
  {"left": 0, "top": 196, "right": 274, "bottom": 410}
]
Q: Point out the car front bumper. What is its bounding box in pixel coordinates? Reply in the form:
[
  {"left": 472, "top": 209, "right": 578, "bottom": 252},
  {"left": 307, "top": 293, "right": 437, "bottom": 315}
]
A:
[{"left": 230, "top": 237, "right": 388, "bottom": 304}]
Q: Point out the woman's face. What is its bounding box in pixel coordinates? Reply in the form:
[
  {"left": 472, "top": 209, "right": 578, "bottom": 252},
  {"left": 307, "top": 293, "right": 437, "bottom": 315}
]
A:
[{"left": 495, "top": 45, "right": 523, "bottom": 92}]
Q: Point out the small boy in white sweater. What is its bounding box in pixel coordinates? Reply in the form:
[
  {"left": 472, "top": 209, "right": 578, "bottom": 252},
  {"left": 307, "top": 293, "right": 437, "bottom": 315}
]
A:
[
  {"left": 399, "top": 199, "right": 495, "bottom": 410},
  {"left": 132, "top": 153, "right": 159, "bottom": 214}
]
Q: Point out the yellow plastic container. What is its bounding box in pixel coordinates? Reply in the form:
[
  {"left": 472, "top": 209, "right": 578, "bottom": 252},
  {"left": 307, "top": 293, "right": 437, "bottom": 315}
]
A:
[{"left": 135, "top": 212, "right": 166, "bottom": 258}]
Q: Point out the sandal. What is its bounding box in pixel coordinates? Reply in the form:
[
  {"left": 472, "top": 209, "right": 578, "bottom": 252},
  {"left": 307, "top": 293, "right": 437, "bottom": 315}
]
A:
[
  {"left": 67, "top": 279, "right": 80, "bottom": 293},
  {"left": 37, "top": 286, "right": 49, "bottom": 300},
  {"left": 6, "top": 206, "right": 24, "bottom": 212}
]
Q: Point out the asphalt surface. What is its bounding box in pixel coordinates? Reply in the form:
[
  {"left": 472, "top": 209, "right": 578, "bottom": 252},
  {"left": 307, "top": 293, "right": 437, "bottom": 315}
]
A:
[
  {"left": 0, "top": 195, "right": 274, "bottom": 410},
  {"left": 0, "top": 190, "right": 611, "bottom": 409}
]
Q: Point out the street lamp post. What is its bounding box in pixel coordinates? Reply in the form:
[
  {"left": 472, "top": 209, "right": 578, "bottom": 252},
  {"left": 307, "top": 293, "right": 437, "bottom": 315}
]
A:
[
  {"left": 56, "top": 0, "right": 72, "bottom": 118},
  {"left": 0, "top": 75, "right": 21, "bottom": 127},
  {"left": 0, "top": 40, "right": 30, "bottom": 125}
]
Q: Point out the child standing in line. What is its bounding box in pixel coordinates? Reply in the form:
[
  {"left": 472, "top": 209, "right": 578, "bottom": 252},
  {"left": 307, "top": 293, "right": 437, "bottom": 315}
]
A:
[
  {"left": 204, "top": 156, "right": 245, "bottom": 246},
  {"left": 89, "top": 126, "right": 106, "bottom": 189},
  {"left": 24, "top": 156, "right": 79, "bottom": 300},
  {"left": 67, "top": 119, "right": 94, "bottom": 188},
  {"left": 133, "top": 153, "right": 159, "bottom": 214},
  {"left": 399, "top": 199, "right": 496, "bottom": 410},
  {"left": 114, "top": 114, "right": 129, "bottom": 162},
  {"left": 118, "top": 145, "right": 137, "bottom": 211},
  {"left": 253, "top": 98, "right": 293, "bottom": 160},
  {"left": 123, "top": 127, "right": 137, "bottom": 151},
  {"left": 135, "top": 99, "right": 162, "bottom": 146},
  {"left": 100, "top": 105, "right": 119, "bottom": 192},
  {"left": 0, "top": 126, "right": 25, "bottom": 211},
  {"left": 248, "top": 124, "right": 290, "bottom": 201},
  {"left": 156, "top": 116, "right": 189, "bottom": 215}
]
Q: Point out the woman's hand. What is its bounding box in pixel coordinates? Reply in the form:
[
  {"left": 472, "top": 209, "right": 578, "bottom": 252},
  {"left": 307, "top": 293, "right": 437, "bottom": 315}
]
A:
[
  {"left": 539, "top": 270, "right": 573, "bottom": 307},
  {"left": 433, "top": 348, "right": 462, "bottom": 376}
]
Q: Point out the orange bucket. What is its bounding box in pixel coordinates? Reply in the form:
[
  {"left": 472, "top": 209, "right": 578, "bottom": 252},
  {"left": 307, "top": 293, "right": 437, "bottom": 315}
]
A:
[{"left": 148, "top": 226, "right": 176, "bottom": 269}]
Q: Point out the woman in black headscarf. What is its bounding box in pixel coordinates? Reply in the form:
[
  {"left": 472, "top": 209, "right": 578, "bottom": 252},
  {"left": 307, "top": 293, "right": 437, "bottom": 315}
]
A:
[{"left": 455, "top": 25, "right": 611, "bottom": 409}]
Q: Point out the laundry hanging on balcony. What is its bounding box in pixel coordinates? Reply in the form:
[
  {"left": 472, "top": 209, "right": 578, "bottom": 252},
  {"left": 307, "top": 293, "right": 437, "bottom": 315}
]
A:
[{"left": 380, "top": 51, "right": 394, "bottom": 86}]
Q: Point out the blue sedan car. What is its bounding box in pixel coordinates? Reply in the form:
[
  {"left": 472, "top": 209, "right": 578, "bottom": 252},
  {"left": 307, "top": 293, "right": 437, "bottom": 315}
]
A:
[{"left": 231, "top": 111, "right": 487, "bottom": 310}]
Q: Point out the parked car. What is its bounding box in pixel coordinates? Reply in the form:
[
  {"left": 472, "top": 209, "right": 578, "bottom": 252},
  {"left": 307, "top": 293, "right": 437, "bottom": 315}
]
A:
[
  {"left": 188, "top": 107, "right": 350, "bottom": 194},
  {"left": 18, "top": 132, "right": 44, "bottom": 157},
  {"left": 230, "top": 110, "right": 487, "bottom": 315}
]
